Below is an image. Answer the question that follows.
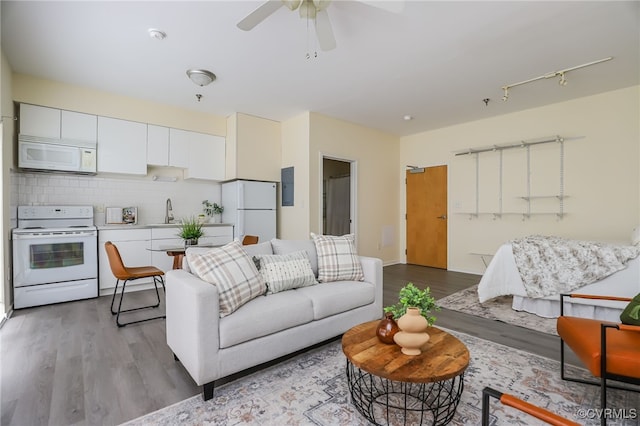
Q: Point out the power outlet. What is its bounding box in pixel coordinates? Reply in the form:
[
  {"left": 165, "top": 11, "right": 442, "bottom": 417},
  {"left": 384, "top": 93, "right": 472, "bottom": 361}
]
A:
[{"left": 95, "top": 204, "right": 105, "bottom": 213}]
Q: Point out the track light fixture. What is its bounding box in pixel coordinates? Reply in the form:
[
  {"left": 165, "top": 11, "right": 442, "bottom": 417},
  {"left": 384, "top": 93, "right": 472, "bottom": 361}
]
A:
[{"left": 500, "top": 56, "right": 612, "bottom": 101}]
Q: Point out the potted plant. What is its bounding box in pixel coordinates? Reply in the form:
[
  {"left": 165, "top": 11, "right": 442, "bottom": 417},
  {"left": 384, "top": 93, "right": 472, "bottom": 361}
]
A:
[
  {"left": 202, "top": 200, "right": 224, "bottom": 223},
  {"left": 178, "top": 216, "right": 204, "bottom": 246},
  {"left": 384, "top": 282, "right": 440, "bottom": 326}
]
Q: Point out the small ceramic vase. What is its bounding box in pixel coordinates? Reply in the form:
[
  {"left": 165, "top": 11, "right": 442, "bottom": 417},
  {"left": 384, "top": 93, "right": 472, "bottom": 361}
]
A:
[
  {"left": 376, "top": 312, "right": 400, "bottom": 344},
  {"left": 184, "top": 238, "right": 199, "bottom": 247},
  {"left": 393, "top": 307, "right": 430, "bottom": 355}
]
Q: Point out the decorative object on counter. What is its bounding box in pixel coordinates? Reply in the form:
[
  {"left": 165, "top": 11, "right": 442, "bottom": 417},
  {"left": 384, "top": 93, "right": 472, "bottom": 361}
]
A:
[
  {"left": 393, "top": 307, "right": 431, "bottom": 355},
  {"left": 376, "top": 311, "right": 400, "bottom": 344},
  {"left": 202, "top": 200, "right": 224, "bottom": 223},
  {"left": 385, "top": 282, "right": 440, "bottom": 355},
  {"left": 106, "top": 206, "right": 138, "bottom": 224},
  {"left": 178, "top": 216, "right": 204, "bottom": 246}
]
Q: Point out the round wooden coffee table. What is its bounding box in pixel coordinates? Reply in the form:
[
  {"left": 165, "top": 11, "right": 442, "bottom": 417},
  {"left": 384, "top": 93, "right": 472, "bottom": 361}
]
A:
[{"left": 342, "top": 320, "right": 469, "bottom": 425}]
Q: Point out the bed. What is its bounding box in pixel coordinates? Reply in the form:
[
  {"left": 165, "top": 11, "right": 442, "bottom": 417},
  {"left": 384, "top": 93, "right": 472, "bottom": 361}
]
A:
[{"left": 477, "top": 235, "right": 640, "bottom": 321}]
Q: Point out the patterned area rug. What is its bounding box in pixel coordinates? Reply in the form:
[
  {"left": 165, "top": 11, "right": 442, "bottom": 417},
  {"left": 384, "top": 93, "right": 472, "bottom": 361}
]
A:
[
  {"left": 122, "top": 329, "right": 638, "bottom": 426},
  {"left": 437, "top": 284, "right": 558, "bottom": 335}
]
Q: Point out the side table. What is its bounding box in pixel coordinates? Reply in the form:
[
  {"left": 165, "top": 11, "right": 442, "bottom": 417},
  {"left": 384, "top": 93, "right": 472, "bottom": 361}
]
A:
[{"left": 342, "top": 320, "right": 469, "bottom": 425}]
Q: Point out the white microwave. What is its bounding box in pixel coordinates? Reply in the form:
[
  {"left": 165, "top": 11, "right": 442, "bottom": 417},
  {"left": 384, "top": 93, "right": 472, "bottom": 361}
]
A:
[{"left": 18, "top": 135, "right": 97, "bottom": 174}]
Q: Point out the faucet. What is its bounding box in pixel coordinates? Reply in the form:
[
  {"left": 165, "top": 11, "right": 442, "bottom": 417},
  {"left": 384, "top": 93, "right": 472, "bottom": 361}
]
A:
[{"left": 165, "top": 198, "right": 174, "bottom": 224}]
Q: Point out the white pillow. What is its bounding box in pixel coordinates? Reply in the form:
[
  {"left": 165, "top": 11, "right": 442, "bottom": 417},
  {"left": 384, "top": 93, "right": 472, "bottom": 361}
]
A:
[
  {"left": 254, "top": 250, "right": 317, "bottom": 294},
  {"left": 186, "top": 241, "right": 266, "bottom": 317},
  {"left": 311, "top": 233, "right": 364, "bottom": 283}
]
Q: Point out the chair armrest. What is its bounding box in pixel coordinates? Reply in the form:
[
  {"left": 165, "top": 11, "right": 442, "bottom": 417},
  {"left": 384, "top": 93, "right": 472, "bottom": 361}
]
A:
[{"left": 482, "top": 387, "right": 580, "bottom": 426}]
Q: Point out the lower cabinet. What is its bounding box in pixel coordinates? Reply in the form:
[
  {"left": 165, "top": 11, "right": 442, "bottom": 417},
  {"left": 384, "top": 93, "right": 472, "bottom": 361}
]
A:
[
  {"left": 98, "top": 229, "right": 152, "bottom": 294},
  {"left": 98, "top": 225, "right": 234, "bottom": 295}
]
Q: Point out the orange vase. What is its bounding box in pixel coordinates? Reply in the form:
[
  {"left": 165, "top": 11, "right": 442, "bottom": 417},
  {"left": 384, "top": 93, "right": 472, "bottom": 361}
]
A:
[{"left": 393, "top": 307, "right": 430, "bottom": 355}]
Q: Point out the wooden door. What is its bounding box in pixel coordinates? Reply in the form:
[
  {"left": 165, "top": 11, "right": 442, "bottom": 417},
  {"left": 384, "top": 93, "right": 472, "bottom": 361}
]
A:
[{"left": 406, "top": 165, "right": 447, "bottom": 268}]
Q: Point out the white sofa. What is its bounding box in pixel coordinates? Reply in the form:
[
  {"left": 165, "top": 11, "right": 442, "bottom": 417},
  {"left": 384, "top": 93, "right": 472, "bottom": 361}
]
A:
[{"left": 165, "top": 239, "right": 383, "bottom": 400}]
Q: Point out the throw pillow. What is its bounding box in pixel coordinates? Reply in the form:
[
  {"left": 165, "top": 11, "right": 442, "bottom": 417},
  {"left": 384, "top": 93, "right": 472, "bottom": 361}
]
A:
[
  {"left": 311, "top": 233, "right": 364, "bottom": 283},
  {"left": 620, "top": 293, "right": 640, "bottom": 325},
  {"left": 186, "top": 241, "right": 266, "bottom": 317},
  {"left": 254, "top": 250, "right": 317, "bottom": 294},
  {"left": 271, "top": 238, "right": 318, "bottom": 277}
]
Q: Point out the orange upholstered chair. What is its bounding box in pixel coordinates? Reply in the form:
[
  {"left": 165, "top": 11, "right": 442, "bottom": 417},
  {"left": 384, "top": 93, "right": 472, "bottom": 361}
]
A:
[
  {"left": 482, "top": 387, "right": 580, "bottom": 426},
  {"left": 105, "top": 241, "right": 166, "bottom": 327},
  {"left": 556, "top": 293, "right": 640, "bottom": 425}
]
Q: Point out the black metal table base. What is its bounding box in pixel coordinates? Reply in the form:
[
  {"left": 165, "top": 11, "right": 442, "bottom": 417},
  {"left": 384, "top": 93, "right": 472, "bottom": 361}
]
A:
[{"left": 346, "top": 361, "right": 464, "bottom": 425}]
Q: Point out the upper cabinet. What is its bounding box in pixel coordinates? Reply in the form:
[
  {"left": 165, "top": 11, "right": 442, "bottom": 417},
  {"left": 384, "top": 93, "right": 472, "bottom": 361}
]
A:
[
  {"left": 19, "top": 104, "right": 60, "bottom": 138},
  {"left": 147, "top": 124, "right": 170, "bottom": 166},
  {"left": 168, "top": 129, "right": 190, "bottom": 168},
  {"left": 61, "top": 110, "right": 97, "bottom": 142},
  {"left": 186, "top": 132, "right": 225, "bottom": 180},
  {"left": 19, "top": 104, "right": 97, "bottom": 143},
  {"left": 98, "top": 117, "right": 147, "bottom": 175}
]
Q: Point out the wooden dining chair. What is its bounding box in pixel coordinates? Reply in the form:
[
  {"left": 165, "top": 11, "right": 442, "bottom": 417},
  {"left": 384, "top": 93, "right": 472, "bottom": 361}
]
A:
[
  {"left": 556, "top": 293, "right": 640, "bottom": 425},
  {"left": 242, "top": 235, "right": 259, "bottom": 245},
  {"left": 482, "top": 387, "right": 580, "bottom": 426},
  {"left": 104, "top": 241, "right": 166, "bottom": 327}
]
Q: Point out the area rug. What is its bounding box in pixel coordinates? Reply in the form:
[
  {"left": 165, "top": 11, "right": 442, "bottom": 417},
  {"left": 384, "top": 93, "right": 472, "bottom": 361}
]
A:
[
  {"left": 121, "top": 329, "right": 638, "bottom": 426},
  {"left": 437, "top": 284, "right": 558, "bottom": 335}
]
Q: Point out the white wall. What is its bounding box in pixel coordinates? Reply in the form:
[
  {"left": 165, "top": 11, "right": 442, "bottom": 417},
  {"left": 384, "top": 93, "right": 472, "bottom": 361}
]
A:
[
  {"left": 400, "top": 86, "right": 640, "bottom": 274},
  {"left": 12, "top": 172, "right": 219, "bottom": 226}
]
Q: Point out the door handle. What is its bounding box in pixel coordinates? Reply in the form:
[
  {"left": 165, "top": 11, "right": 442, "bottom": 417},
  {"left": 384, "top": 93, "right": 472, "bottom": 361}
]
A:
[{"left": 437, "top": 215, "right": 447, "bottom": 220}]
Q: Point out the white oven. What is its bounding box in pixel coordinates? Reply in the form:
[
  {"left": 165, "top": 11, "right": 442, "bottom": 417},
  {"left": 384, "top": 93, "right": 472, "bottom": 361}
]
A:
[{"left": 12, "top": 206, "right": 98, "bottom": 309}]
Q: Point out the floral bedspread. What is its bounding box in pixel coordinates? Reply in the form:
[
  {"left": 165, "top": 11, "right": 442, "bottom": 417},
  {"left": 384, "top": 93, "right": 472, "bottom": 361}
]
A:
[{"left": 510, "top": 235, "right": 640, "bottom": 298}]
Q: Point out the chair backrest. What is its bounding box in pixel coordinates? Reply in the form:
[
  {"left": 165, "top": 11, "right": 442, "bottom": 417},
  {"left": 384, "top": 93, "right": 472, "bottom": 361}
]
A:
[
  {"left": 242, "top": 235, "right": 259, "bottom": 245},
  {"left": 104, "top": 241, "right": 130, "bottom": 280}
]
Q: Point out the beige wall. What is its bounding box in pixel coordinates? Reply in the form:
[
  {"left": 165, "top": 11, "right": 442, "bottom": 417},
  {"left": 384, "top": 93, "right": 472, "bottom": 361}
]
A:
[
  {"left": 309, "top": 113, "right": 400, "bottom": 262},
  {"left": 279, "top": 112, "right": 311, "bottom": 239},
  {"left": 1, "top": 51, "right": 15, "bottom": 313},
  {"left": 400, "top": 86, "right": 640, "bottom": 274},
  {"left": 235, "top": 113, "right": 281, "bottom": 182},
  {"left": 12, "top": 74, "right": 227, "bottom": 136}
]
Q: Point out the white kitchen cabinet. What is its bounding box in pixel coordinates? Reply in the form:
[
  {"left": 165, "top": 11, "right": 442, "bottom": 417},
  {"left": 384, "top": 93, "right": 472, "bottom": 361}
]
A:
[
  {"left": 98, "top": 229, "right": 152, "bottom": 293},
  {"left": 186, "top": 133, "right": 225, "bottom": 180},
  {"left": 19, "top": 104, "right": 61, "bottom": 138},
  {"left": 147, "top": 124, "right": 170, "bottom": 166},
  {"left": 61, "top": 110, "right": 97, "bottom": 142},
  {"left": 168, "top": 128, "right": 190, "bottom": 168},
  {"left": 98, "top": 117, "right": 147, "bottom": 175}
]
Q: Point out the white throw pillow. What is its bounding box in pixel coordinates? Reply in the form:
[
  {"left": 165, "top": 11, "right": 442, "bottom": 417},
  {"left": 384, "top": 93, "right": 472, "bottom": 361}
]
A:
[
  {"left": 311, "top": 233, "right": 364, "bottom": 283},
  {"left": 254, "top": 250, "right": 317, "bottom": 294},
  {"left": 187, "top": 241, "right": 266, "bottom": 317}
]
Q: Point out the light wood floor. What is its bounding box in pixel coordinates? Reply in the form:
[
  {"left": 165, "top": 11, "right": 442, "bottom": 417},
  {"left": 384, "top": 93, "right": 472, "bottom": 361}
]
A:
[{"left": 1, "top": 264, "right": 570, "bottom": 426}]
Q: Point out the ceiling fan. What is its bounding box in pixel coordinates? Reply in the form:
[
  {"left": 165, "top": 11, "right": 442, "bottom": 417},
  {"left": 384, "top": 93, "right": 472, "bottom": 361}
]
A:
[{"left": 237, "top": 0, "right": 404, "bottom": 52}]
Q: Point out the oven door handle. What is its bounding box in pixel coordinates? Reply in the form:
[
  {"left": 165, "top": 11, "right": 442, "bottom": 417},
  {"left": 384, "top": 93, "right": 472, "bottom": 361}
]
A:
[{"left": 13, "top": 231, "right": 97, "bottom": 240}]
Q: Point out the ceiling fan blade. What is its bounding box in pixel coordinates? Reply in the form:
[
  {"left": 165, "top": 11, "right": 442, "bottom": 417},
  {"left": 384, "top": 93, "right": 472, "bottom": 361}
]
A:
[
  {"left": 358, "top": 0, "right": 405, "bottom": 14},
  {"left": 314, "top": 9, "right": 336, "bottom": 51},
  {"left": 237, "top": 0, "right": 284, "bottom": 31}
]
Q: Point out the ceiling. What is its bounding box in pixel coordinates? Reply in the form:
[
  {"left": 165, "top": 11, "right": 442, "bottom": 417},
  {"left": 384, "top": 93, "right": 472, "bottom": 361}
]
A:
[{"left": 2, "top": 1, "right": 639, "bottom": 137}]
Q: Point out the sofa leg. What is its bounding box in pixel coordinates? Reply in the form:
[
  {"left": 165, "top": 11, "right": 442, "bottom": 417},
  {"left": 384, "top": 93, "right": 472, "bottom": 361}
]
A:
[
  {"left": 173, "top": 353, "right": 179, "bottom": 362},
  {"left": 203, "top": 382, "right": 215, "bottom": 401}
]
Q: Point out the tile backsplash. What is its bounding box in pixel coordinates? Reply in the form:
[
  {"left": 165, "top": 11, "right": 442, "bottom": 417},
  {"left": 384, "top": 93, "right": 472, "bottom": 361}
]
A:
[{"left": 11, "top": 171, "right": 221, "bottom": 225}]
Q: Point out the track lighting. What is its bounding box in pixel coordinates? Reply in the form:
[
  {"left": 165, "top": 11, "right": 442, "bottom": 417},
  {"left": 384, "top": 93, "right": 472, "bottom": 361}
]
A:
[{"left": 500, "top": 57, "right": 612, "bottom": 101}]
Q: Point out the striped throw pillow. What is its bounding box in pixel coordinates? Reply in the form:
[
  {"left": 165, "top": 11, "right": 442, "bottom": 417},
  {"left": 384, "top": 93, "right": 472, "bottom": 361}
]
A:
[
  {"left": 187, "top": 241, "right": 266, "bottom": 317},
  {"left": 311, "top": 233, "right": 364, "bottom": 283},
  {"left": 254, "top": 250, "right": 317, "bottom": 294}
]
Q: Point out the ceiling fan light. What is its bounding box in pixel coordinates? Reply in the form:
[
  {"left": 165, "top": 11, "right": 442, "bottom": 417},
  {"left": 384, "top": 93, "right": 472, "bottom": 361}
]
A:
[
  {"left": 186, "top": 69, "right": 216, "bottom": 86},
  {"left": 282, "top": 0, "right": 302, "bottom": 11},
  {"left": 299, "top": 2, "right": 316, "bottom": 19},
  {"left": 312, "top": 0, "right": 331, "bottom": 11}
]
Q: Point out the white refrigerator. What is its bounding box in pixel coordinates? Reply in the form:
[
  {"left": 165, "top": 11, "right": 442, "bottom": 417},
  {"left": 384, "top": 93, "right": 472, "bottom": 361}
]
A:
[{"left": 221, "top": 180, "right": 277, "bottom": 243}]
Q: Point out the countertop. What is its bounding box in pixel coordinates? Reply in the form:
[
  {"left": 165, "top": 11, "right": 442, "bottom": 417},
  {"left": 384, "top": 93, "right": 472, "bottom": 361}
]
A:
[{"left": 97, "top": 223, "right": 233, "bottom": 230}]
